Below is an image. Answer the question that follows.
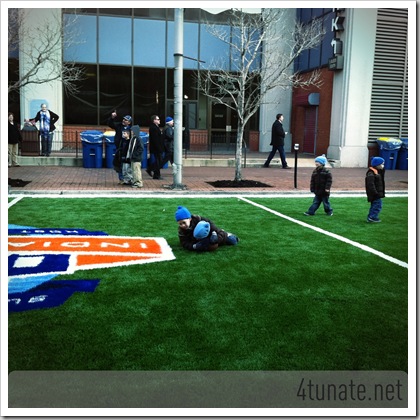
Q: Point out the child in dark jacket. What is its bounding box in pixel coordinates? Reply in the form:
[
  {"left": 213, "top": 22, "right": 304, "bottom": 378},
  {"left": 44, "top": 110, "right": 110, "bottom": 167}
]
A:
[
  {"left": 175, "top": 206, "right": 239, "bottom": 252},
  {"left": 126, "top": 129, "right": 144, "bottom": 188},
  {"left": 304, "top": 155, "right": 333, "bottom": 216},
  {"left": 365, "top": 156, "right": 385, "bottom": 223}
]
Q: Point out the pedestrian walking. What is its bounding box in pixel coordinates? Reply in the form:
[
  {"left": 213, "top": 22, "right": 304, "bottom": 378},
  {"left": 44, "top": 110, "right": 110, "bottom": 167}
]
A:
[
  {"left": 263, "top": 113, "right": 291, "bottom": 169},
  {"left": 304, "top": 155, "right": 333, "bottom": 216},
  {"left": 365, "top": 156, "right": 386, "bottom": 223}
]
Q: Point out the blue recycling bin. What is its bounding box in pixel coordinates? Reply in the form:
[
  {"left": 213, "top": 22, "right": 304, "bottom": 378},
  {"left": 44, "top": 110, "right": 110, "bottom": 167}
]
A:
[
  {"left": 139, "top": 132, "right": 149, "bottom": 168},
  {"left": 376, "top": 137, "right": 402, "bottom": 170},
  {"left": 103, "top": 131, "right": 116, "bottom": 169},
  {"left": 397, "top": 138, "right": 408, "bottom": 170},
  {"left": 81, "top": 130, "right": 103, "bottom": 168}
]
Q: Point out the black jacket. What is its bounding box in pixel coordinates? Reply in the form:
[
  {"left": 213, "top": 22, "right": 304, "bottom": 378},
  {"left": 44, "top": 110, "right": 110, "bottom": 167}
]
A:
[
  {"left": 8, "top": 122, "right": 22, "bottom": 145},
  {"left": 270, "top": 120, "right": 285, "bottom": 147},
  {"left": 163, "top": 124, "right": 174, "bottom": 153},
  {"left": 107, "top": 117, "right": 131, "bottom": 149},
  {"left": 178, "top": 214, "right": 228, "bottom": 252},
  {"left": 365, "top": 167, "right": 386, "bottom": 202},
  {"left": 126, "top": 135, "right": 144, "bottom": 163},
  {"left": 33, "top": 110, "right": 59, "bottom": 132},
  {"left": 310, "top": 165, "right": 333, "bottom": 196},
  {"left": 149, "top": 123, "right": 164, "bottom": 154}
]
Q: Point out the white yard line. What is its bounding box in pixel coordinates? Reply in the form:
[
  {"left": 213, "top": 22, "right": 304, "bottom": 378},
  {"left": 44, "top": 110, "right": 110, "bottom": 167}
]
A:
[
  {"left": 7, "top": 191, "right": 408, "bottom": 199},
  {"left": 239, "top": 197, "right": 408, "bottom": 269},
  {"left": 7, "top": 193, "right": 408, "bottom": 268},
  {"left": 7, "top": 196, "right": 24, "bottom": 209}
]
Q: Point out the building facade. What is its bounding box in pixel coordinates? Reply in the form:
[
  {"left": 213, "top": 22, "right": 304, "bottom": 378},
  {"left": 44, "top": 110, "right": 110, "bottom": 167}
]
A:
[{"left": 9, "top": 7, "right": 410, "bottom": 167}]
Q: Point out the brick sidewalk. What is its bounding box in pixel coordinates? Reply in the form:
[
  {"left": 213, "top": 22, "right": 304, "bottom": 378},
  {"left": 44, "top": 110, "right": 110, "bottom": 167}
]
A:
[{"left": 8, "top": 164, "right": 408, "bottom": 194}]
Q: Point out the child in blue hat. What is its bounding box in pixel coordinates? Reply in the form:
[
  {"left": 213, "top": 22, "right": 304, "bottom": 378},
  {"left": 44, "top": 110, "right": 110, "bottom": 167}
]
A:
[
  {"left": 304, "top": 155, "right": 333, "bottom": 216},
  {"left": 365, "top": 156, "right": 385, "bottom": 223},
  {"left": 175, "top": 206, "right": 239, "bottom": 252}
]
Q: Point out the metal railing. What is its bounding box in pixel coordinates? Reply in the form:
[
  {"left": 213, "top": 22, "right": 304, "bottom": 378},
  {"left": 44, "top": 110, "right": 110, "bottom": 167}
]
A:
[
  {"left": 20, "top": 129, "right": 252, "bottom": 165},
  {"left": 20, "top": 129, "right": 82, "bottom": 158}
]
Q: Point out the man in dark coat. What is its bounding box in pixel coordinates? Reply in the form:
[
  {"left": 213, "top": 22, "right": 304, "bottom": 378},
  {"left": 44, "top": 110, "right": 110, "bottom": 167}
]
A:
[
  {"left": 263, "top": 113, "right": 291, "bottom": 169},
  {"left": 146, "top": 115, "right": 165, "bottom": 179},
  {"left": 107, "top": 111, "right": 132, "bottom": 150},
  {"left": 365, "top": 156, "right": 386, "bottom": 223}
]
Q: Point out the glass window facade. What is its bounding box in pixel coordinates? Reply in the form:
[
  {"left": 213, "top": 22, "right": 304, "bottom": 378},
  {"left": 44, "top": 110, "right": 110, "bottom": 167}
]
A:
[
  {"left": 294, "top": 8, "right": 335, "bottom": 73},
  {"left": 98, "top": 17, "right": 132, "bottom": 65},
  {"left": 61, "top": 9, "right": 260, "bottom": 130},
  {"left": 134, "top": 19, "right": 166, "bottom": 67}
]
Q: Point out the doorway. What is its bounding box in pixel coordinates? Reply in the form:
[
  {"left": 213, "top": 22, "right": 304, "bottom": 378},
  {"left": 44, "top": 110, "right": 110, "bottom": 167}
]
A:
[
  {"left": 209, "top": 100, "right": 238, "bottom": 150},
  {"left": 302, "top": 107, "right": 318, "bottom": 154}
]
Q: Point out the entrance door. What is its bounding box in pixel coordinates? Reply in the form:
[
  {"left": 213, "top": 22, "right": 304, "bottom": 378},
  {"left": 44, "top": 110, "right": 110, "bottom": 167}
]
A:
[
  {"left": 302, "top": 107, "right": 318, "bottom": 154},
  {"left": 210, "top": 100, "right": 238, "bottom": 150}
]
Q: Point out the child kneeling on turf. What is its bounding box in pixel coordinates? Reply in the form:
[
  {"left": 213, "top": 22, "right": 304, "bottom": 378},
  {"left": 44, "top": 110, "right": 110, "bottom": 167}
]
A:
[{"left": 175, "top": 206, "right": 239, "bottom": 252}]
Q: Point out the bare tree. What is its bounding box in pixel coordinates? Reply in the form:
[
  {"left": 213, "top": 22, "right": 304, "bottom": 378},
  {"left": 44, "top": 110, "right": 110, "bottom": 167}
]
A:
[
  {"left": 197, "top": 8, "right": 325, "bottom": 181},
  {"left": 8, "top": 8, "right": 85, "bottom": 95}
]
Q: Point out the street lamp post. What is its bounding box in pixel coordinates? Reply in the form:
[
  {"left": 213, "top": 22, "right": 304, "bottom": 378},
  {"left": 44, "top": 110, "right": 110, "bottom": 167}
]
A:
[
  {"left": 294, "top": 143, "right": 299, "bottom": 189},
  {"left": 172, "top": 8, "right": 185, "bottom": 189}
]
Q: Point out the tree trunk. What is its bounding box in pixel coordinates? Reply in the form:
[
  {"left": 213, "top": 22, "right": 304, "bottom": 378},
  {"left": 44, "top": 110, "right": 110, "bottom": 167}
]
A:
[{"left": 234, "top": 123, "right": 244, "bottom": 181}]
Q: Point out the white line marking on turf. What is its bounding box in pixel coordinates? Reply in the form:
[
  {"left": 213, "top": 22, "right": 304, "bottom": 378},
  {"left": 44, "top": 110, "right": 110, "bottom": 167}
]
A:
[
  {"left": 239, "top": 197, "right": 408, "bottom": 269},
  {"left": 7, "top": 191, "right": 408, "bottom": 199},
  {"left": 8, "top": 195, "right": 24, "bottom": 208}
]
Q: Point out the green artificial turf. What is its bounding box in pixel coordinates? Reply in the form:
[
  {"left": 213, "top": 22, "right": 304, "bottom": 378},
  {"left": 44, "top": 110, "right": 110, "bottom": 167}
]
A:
[{"left": 8, "top": 196, "right": 408, "bottom": 373}]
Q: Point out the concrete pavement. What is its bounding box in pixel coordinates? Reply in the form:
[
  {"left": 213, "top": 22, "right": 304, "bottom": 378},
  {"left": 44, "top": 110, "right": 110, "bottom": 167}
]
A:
[{"left": 8, "top": 154, "right": 408, "bottom": 195}]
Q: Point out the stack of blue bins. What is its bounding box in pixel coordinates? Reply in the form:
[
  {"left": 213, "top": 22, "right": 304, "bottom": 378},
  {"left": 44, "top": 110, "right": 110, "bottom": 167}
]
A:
[
  {"left": 397, "top": 138, "right": 408, "bottom": 170},
  {"left": 103, "top": 131, "right": 116, "bottom": 169},
  {"left": 81, "top": 130, "right": 104, "bottom": 168},
  {"left": 376, "top": 137, "right": 402, "bottom": 170},
  {"left": 139, "top": 132, "right": 150, "bottom": 168}
]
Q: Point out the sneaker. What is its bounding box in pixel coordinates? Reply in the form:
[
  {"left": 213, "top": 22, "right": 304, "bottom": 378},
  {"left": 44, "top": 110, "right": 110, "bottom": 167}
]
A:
[
  {"left": 327, "top": 211, "right": 333, "bottom": 216},
  {"left": 304, "top": 212, "right": 314, "bottom": 216},
  {"left": 367, "top": 217, "right": 381, "bottom": 223},
  {"left": 131, "top": 184, "right": 143, "bottom": 188},
  {"left": 282, "top": 166, "right": 292, "bottom": 169},
  {"left": 262, "top": 164, "right": 269, "bottom": 168},
  {"left": 226, "top": 233, "right": 239, "bottom": 245}
]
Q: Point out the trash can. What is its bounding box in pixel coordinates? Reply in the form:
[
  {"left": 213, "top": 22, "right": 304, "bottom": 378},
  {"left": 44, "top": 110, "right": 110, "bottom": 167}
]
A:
[
  {"left": 103, "top": 130, "right": 116, "bottom": 169},
  {"left": 21, "top": 124, "right": 40, "bottom": 156},
  {"left": 80, "top": 130, "right": 103, "bottom": 168},
  {"left": 376, "top": 137, "right": 402, "bottom": 170},
  {"left": 139, "top": 132, "right": 149, "bottom": 168},
  {"left": 397, "top": 138, "right": 408, "bottom": 170}
]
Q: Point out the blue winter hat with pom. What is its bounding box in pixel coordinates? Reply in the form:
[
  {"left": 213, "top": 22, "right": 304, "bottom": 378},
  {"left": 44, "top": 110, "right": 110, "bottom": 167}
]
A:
[
  {"left": 315, "top": 155, "right": 327, "bottom": 166},
  {"left": 175, "top": 206, "right": 191, "bottom": 221},
  {"left": 193, "top": 221, "right": 210, "bottom": 239},
  {"left": 371, "top": 156, "right": 385, "bottom": 167}
]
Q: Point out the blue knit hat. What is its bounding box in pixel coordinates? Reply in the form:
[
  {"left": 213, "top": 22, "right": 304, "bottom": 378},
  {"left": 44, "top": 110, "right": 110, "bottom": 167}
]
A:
[
  {"left": 193, "top": 221, "right": 210, "bottom": 239},
  {"left": 175, "top": 206, "right": 191, "bottom": 222},
  {"left": 371, "top": 156, "right": 385, "bottom": 167},
  {"left": 123, "top": 115, "right": 132, "bottom": 122},
  {"left": 165, "top": 116, "right": 174, "bottom": 123},
  {"left": 315, "top": 155, "right": 327, "bottom": 166}
]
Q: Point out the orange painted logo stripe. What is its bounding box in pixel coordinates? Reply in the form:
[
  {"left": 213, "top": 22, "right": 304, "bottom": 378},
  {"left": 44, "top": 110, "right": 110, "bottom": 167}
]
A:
[{"left": 8, "top": 236, "right": 162, "bottom": 254}]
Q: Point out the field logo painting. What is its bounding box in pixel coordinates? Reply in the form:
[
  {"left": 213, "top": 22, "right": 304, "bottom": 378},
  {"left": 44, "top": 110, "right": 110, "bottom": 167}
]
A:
[{"left": 8, "top": 225, "right": 176, "bottom": 312}]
